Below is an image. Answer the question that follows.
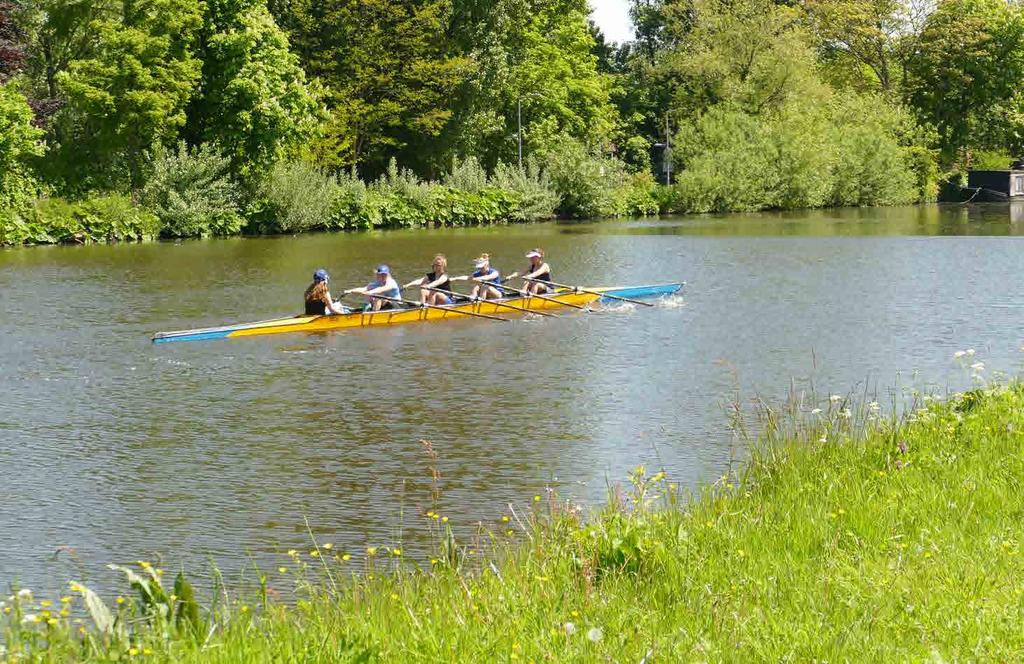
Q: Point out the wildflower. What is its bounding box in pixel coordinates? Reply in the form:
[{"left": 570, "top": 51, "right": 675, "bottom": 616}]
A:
[
  {"left": 571, "top": 610, "right": 580, "bottom": 618},
  {"left": 287, "top": 549, "right": 298, "bottom": 557},
  {"left": 138, "top": 561, "right": 151, "bottom": 570},
  {"left": 652, "top": 471, "right": 666, "bottom": 482},
  {"left": 392, "top": 548, "right": 402, "bottom": 556},
  {"left": 431, "top": 513, "right": 440, "bottom": 520},
  {"left": 840, "top": 408, "right": 852, "bottom": 419},
  {"left": 240, "top": 605, "right": 249, "bottom": 613},
  {"left": 430, "top": 559, "right": 439, "bottom": 565},
  {"left": 810, "top": 408, "right": 822, "bottom": 415},
  {"left": 47, "top": 618, "right": 58, "bottom": 626},
  {"left": 60, "top": 609, "right": 69, "bottom": 617},
  {"left": 533, "top": 495, "right": 541, "bottom": 502},
  {"left": 819, "top": 436, "right": 827, "bottom": 443},
  {"left": 2, "top": 607, "right": 9, "bottom": 614},
  {"left": 966, "top": 348, "right": 975, "bottom": 356},
  {"left": 342, "top": 553, "right": 352, "bottom": 562},
  {"left": 322, "top": 543, "right": 333, "bottom": 551},
  {"left": 309, "top": 550, "right": 320, "bottom": 557},
  {"left": 69, "top": 583, "right": 83, "bottom": 593},
  {"left": 587, "top": 627, "right": 603, "bottom": 642},
  {"left": 22, "top": 614, "right": 39, "bottom": 624},
  {"left": 468, "top": 549, "right": 476, "bottom": 555},
  {"left": 868, "top": 401, "right": 880, "bottom": 412},
  {"left": 367, "top": 547, "right": 377, "bottom": 556},
  {"left": 954, "top": 350, "right": 965, "bottom": 359},
  {"left": 970, "top": 362, "right": 985, "bottom": 372},
  {"left": 144, "top": 649, "right": 153, "bottom": 656},
  {"left": 79, "top": 626, "right": 87, "bottom": 635},
  {"left": 129, "top": 648, "right": 139, "bottom": 656},
  {"left": 60, "top": 596, "right": 72, "bottom": 604},
  {"left": 442, "top": 516, "right": 449, "bottom": 523},
  {"left": 116, "top": 597, "right": 125, "bottom": 605},
  {"left": 501, "top": 516, "right": 510, "bottom": 523},
  {"left": 17, "top": 589, "right": 32, "bottom": 600},
  {"left": 737, "top": 549, "right": 745, "bottom": 557},
  {"left": 390, "top": 593, "right": 400, "bottom": 600},
  {"left": 426, "top": 511, "right": 435, "bottom": 518},
  {"left": 506, "top": 530, "right": 514, "bottom": 536},
  {"left": 829, "top": 394, "right": 842, "bottom": 403},
  {"left": 564, "top": 622, "right": 576, "bottom": 635},
  {"left": 278, "top": 567, "right": 287, "bottom": 574}
]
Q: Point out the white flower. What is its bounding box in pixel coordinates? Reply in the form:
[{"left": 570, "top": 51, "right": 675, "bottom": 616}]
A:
[
  {"left": 840, "top": 408, "right": 852, "bottom": 419},
  {"left": 970, "top": 362, "right": 985, "bottom": 372},
  {"left": 17, "top": 589, "right": 32, "bottom": 600},
  {"left": 829, "top": 394, "right": 842, "bottom": 403},
  {"left": 22, "top": 613, "right": 37, "bottom": 625},
  {"left": 587, "top": 627, "right": 603, "bottom": 642},
  {"left": 868, "top": 401, "right": 880, "bottom": 412},
  {"left": 953, "top": 350, "right": 966, "bottom": 359},
  {"left": 810, "top": 408, "right": 822, "bottom": 415},
  {"left": 819, "top": 435, "right": 827, "bottom": 443},
  {"left": 564, "top": 622, "right": 576, "bottom": 635},
  {"left": 966, "top": 348, "right": 975, "bottom": 357}
]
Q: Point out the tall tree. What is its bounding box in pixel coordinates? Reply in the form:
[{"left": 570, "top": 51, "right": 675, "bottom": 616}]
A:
[
  {"left": 187, "top": 0, "right": 322, "bottom": 177},
  {"left": 0, "top": 82, "right": 43, "bottom": 217},
  {"left": 51, "top": 0, "right": 203, "bottom": 191},
  {"left": 905, "top": 0, "right": 1024, "bottom": 163}
]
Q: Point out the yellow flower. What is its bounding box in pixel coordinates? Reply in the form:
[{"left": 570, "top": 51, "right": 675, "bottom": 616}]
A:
[
  {"left": 47, "top": 618, "right": 58, "bottom": 626},
  {"left": 144, "top": 649, "right": 153, "bottom": 656},
  {"left": 116, "top": 597, "right": 125, "bottom": 605},
  {"left": 138, "top": 561, "right": 151, "bottom": 570},
  {"left": 367, "top": 547, "right": 377, "bottom": 556},
  {"left": 278, "top": 567, "right": 287, "bottom": 574},
  {"left": 838, "top": 508, "right": 846, "bottom": 515},
  {"left": 430, "top": 559, "right": 439, "bottom": 565},
  {"left": 60, "top": 609, "right": 69, "bottom": 617},
  {"left": 287, "top": 549, "right": 297, "bottom": 556},
  {"left": 129, "top": 648, "right": 139, "bottom": 656},
  {"left": 533, "top": 495, "right": 541, "bottom": 502},
  {"left": 309, "top": 550, "right": 320, "bottom": 558},
  {"left": 468, "top": 550, "right": 476, "bottom": 555},
  {"left": 69, "top": 583, "right": 83, "bottom": 593},
  {"left": 240, "top": 605, "right": 249, "bottom": 613},
  {"left": 41, "top": 610, "right": 51, "bottom": 618},
  {"left": 506, "top": 530, "right": 514, "bottom": 536},
  {"left": 60, "top": 596, "right": 72, "bottom": 604},
  {"left": 392, "top": 548, "right": 402, "bottom": 556},
  {"left": 342, "top": 553, "right": 352, "bottom": 562},
  {"left": 571, "top": 610, "right": 579, "bottom": 618},
  {"left": 322, "top": 543, "right": 333, "bottom": 551},
  {"left": 501, "top": 515, "right": 510, "bottom": 522},
  {"left": 737, "top": 549, "right": 745, "bottom": 557},
  {"left": 426, "top": 511, "right": 435, "bottom": 518},
  {"left": 78, "top": 626, "right": 87, "bottom": 635},
  {"left": 390, "top": 593, "right": 399, "bottom": 600},
  {"left": 2, "top": 607, "right": 10, "bottom": 614},
  {"left": 441, "top": 516, "right": 449, "bottom": 523},
  {"left": 431, "top": 513, "right": 440, "bottom": 520},
  {"left": 40, "top": 600, "right": 52, "bottom": 608}
]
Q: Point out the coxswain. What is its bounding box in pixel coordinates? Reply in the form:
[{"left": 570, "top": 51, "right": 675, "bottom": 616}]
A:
[{"left": 304, "top": 269, "right": 350, "bottom": 315}]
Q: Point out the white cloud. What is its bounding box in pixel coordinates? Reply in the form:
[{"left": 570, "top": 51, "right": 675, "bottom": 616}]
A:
[{"left": 589, "top": 0, "right": 634, "bottom": 44}]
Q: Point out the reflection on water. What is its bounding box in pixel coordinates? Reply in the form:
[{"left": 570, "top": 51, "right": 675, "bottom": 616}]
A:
[{"left": 2, "top": 203, "right": 1024, "bottom": 595}]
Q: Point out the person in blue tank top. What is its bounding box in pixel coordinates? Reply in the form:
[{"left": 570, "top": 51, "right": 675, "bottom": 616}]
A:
[
  {"left": 344, "top": 264, "right": 403, "bottom": 311},
  {"left": 508, "top": 248, "right": 553, "bottom": 295},
  {"left": 468, "top": 253, "right": 503, "bottom": 301}
]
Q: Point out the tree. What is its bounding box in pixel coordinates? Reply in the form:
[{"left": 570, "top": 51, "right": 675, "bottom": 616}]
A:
[
  {"left": 0, "top": 82, "right": 43, "bottom": 216},
  {"left": 905, "top": 0, "right": 1024, "bottom": 163},
  {"left": 187, "top": 0, "right": 322, "bottom": 177},
  {"left": 51, "top": 0, "right": 203, "bottom": 191},
  {"left": 0, "top": 1, "right": 26, "bottom": 81}
]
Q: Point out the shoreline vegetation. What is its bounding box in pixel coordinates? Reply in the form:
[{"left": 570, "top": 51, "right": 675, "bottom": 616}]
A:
[
  {"left": 10, "top": 0, "right": 1024, "bottom": 246},
  {"left": 5, "top": 378, "right": 1024, "bottom": 661}
]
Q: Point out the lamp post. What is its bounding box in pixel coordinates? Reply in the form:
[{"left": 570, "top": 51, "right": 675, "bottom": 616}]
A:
[{"left": 518, "top": 98, "right": 522, "bottom": 170}]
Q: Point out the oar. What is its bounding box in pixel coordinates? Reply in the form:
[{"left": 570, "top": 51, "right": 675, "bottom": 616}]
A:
[
  {"left": 469, "top": 278, "right": 590, "bottom": 311},
  {"left": 341, "top": 291, "right": 509, "bottom": 323},
  {"left": 520, "top": 277, "right": 655, "bottom": 307},
  {"left": 408, "top": 284, "right": 560, "bottom": 318}
]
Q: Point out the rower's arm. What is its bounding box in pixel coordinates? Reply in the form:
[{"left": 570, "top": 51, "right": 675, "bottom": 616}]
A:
[
  {"left": 402, "top": 277, "right": 425, "bottom": 288},
  {"left": 475, "top": 271, "right": 499, "bottom": 283},
  {"left": 522, "top": 263, "right": 550, "bottom": 280},
  {"left": 450, "top": 275, "right": 470, "bottom": 282},
  {"left": 506, "top": 271, "right": 520, "bottom": 280},
  {"left": 422, "top": 275, "right": 448, "bottom": 289}
]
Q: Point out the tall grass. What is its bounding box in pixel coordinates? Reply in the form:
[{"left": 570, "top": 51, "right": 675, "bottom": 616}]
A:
[{"left": 5, "top": 380, "right": 1024, "bottom": 661}]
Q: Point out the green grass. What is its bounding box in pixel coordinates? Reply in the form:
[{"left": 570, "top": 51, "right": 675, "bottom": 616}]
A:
[{"left": 5, "top": 384, "right": 1024, "bottom": 661}]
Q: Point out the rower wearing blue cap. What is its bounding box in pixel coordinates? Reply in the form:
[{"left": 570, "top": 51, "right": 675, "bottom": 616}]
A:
[
  {"left": 304, "top": 269, "right": 350, "bottom": 315},
  {"left": 345, "top": 264, "right": 403, "bottom": 311}
]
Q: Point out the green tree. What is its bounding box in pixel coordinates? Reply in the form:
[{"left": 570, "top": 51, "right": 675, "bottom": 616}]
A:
[
  {"left": 187, "top": 0, "right": 322, "bottom": 178},
  {"left": 0, "top": 82, "right": 43, "bottom": 216},
  {"left": 50, "top": 0, "right": 203, "bottom": 191},
  {"left": 905, "top": 0, "right": 1024, "bottom": 164}
]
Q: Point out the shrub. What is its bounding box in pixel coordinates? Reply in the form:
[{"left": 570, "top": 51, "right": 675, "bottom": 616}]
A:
[
  {"left": 0, "top": 83, "right": 44, "bottom": 222},
  {"left": 1, "top": 195, "right": 159, "bottom": 245},
  {"left": 541, "top": 137, "right": 632, "bottom": 218},
  {"left": 491, "top": 160, "right": 559, "bottom": 221},
  {"left": 139, "top": 142, "right": 244, "bottom": 238},
  {"left": 258, "top": 160, "right": 340, "bottom": 233},
  {"left": 443, "top": 156, "right": 489, "bottom": 193}
]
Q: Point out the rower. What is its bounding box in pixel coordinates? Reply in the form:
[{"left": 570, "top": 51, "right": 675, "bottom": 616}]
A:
[
  {"left": 508, "top": 248, "right": 553, "bottom": 295},
  {"left": 403, "top": 254, "right": 457, "bottom": 305},
  {"left": 304, "top": 269, "right": 350, "bottom": 315},
  {"left": 468, "top": 253, "right": 503, "bottom": 301},
  {"left": 344, "top": 264, "right": 402, "bottom": 311}
]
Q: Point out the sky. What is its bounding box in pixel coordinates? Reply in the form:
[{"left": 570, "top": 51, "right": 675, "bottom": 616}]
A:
[{"left": 589, "top": 0, "right": 635, "bottom": 44}]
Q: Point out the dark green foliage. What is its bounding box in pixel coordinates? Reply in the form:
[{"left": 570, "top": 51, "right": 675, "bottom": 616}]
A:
[
  {"left": 138, "top": 141, "right": 244, "bottom": 238},
  {"left": 0, "top": 194, "right": 159, "bottom": 244}
]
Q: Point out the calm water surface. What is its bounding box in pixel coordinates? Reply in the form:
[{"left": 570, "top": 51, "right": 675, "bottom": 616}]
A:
[{"left": 2, "top": 204, "right": 1024, "bottom": 595}]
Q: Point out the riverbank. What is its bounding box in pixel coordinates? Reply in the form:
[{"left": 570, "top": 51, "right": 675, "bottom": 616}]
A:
[{"left": 4, "top": 382, "right": 1023, "bottom": 661}]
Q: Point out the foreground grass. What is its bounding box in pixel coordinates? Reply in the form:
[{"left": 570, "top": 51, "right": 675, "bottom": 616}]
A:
[{"left": 5, "top": 384, "right": 1024, "bottom": 661}]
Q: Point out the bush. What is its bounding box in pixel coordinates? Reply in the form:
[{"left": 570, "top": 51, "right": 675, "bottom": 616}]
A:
[
  {"left": 257, "top": 160, "right": 340, "bottom": 233},
  {"left": 0, "top": 83, "right": 44, "bottom": 222},
  {"left": 0, "top": 195, "right": 159, "bottom": 245},
  {"left": 541, "top": 137, "right": 633, "bottom": 218},
  {"left": 139, "top": 142, "right": 244, "bottom": 238},
  {"left": 491, "top": 160, "right": 559, "bottom": 221}
]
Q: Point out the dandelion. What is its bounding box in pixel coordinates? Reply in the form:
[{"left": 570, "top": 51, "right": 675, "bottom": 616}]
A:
[
  {"left": 278, "top": 567, "right": 287, "bottom": 574},
  {"left": 129, "top": 648, "right": 139, "bottom": 656},
  {"left": 441, "top": 516, "right": 449, "bottom": 523},
  {"left": 392, "top": 548, "right": 402, "bottom": 556},
  {"left": 533, "top": 495, "right": 541, "bottom": 502},
  {"left": 342, "top": 553, "right": 352, "bottom": 562},
  {"left": 286, "top": 549, "right": 298, "bottom": 557},
  {"left": 390, "top": 593, "right": 399, "bottom": 600},
  {"left": 564, "top": 622, "right": 576, "bottom": 635},
  {"left": 367, "top": 547, "right": 377, "bottom": 556},
  {"left": 309, "top": 550, "right": 320, "bottom": 558},
  {"left": 46, "top": 618, "right": 58, "bottom": 626},
  {"left": 501, "top": 516, "right": 510, "bottom": 523},
  {"left": 116, "top": 597, "right": 125, "bottom": 605},
  {"left": 587, "top": 627, "right": 603, "bottom": 642},
  {"left": 60, "top": 596, "right": 72, "bottom": 604},
  {"left": 40, "top": 600, "right": 52, "bottom": 608}
]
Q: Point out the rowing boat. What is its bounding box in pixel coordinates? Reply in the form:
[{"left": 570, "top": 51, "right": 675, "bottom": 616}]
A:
[{"left": 152, "top": 282, "right": 683, "bottom": 344}]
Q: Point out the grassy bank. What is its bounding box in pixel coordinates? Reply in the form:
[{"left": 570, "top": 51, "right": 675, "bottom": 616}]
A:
[{"left": 5, "top": 383, "right": 1024, "bottom": 661}]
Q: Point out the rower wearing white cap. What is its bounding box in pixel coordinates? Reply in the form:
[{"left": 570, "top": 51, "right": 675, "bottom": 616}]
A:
[
  {"left": 344, "top": 264, "right": 402, "bottom": 311},
  {"left": 508, "top": 248, "right": 553, "bottom": 295},
  {"left": 468, "top": 253, "right": 503, "bottom": 301}
]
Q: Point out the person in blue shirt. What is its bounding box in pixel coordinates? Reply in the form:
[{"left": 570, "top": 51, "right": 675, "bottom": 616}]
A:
[
  {"left": 468, "top": 253, "right": 503, "bottom": 301},
  {"left": 345, "top": 264, "right": 403, "bottom": 311}
]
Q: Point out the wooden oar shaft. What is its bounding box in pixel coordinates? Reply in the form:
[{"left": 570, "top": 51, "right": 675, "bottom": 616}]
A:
[
  {"left": 343, "top": 292, "right": 509, "bottom": 322},
  {"left": 472, "top": 279, "right": 590, "bottom": 311},
  {"left": 411, "top": 284, "right": 559, "bottom": 318},
  {"left": 524, "top": 278, "right": 655, "bottom": 307}
]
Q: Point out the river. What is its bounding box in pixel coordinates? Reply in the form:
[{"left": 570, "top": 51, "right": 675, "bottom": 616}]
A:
[{"left": 2, "top": 203, "right": 1023, "bottom": 596}]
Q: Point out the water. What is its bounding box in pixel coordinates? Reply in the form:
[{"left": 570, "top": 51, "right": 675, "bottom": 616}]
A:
[{"left": 2, "top": 203, "right": 1023, "bottom": 596}]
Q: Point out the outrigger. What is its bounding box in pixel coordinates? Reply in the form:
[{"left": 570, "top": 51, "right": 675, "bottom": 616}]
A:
[{"left": 152, "top": 282, "right": 684, "bottom": 344}]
